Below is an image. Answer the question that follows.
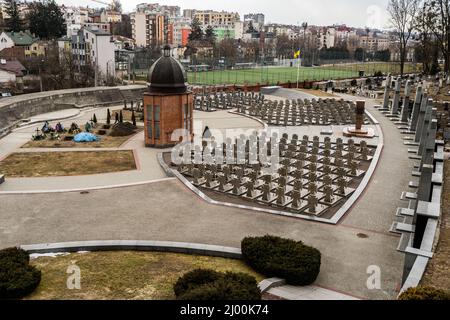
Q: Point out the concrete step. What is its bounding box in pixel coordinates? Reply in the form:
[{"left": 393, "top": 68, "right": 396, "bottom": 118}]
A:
[
  {"left": 401, "top": 191, "right": 417, "bottom": 201},
  {"left": 409, "top": 181, "right": 419, "bottom": 188},
  {"left": 396, "top": 233, "right": 412, "bottom": 252},
  {"left": 396, "top": 207, "right": 415, "bottom": 218},
  {"left": 396, "top": 222, "right": 416, "bottom": 233}
]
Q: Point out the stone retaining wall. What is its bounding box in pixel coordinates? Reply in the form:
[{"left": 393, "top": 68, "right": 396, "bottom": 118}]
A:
[{"left": 0, "top": 85, "right": 147, "bottom": 139}]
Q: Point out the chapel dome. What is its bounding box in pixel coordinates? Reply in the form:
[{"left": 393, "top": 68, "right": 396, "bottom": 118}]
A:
[{"left": 148, "top": 45, "right": 188, "bottom": 94}]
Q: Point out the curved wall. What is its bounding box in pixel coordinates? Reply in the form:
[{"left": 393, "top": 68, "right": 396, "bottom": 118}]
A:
[{"left": 0, "top": 85, "right": 147, "bottom": 138}]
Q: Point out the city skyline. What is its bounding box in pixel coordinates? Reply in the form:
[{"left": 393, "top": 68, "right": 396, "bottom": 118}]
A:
[{"left": 55, "top": 0, "right": 392, "bottom": 29}]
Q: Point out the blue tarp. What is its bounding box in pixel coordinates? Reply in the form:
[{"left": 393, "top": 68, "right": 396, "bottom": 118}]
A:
[{"left": 73, "top": 132, "right": 99, "bottom": 143}]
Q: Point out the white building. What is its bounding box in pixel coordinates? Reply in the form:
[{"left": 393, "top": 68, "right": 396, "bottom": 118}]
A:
[
  {"left": 317, "top": 27, "right": 336, "bottom": 49},
  {"left": 131, "top": 6, "right": 168, "bottom": 48},
  {"left": 234, "top": 21, "right": 244, "bottom": 40},
  {"left": 71, "top": 26, "right": 116, "bottom": 82}
]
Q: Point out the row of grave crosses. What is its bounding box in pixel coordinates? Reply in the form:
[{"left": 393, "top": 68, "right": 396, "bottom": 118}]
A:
[
  {"left": 177, "top": 134, "right": 373, "bottom": 216},
  {"left": 194, "top": 91, "right": 265, "bottom": 112},
  {"left": 238, "top": 98, "right": 367, "bottom": 127},
  {"left": 123, "top": 100, "right": 144, "bottom": 113},
  {"left": 187, "top": 133, "right": 372, "bottom": 165}
]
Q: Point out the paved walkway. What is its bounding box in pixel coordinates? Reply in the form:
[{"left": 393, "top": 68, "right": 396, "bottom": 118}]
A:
[
  {"left": 268, "top": 285, "right": 360, "bottom": 300},
  {"left": 0, "top": 89, "right": 412, "bottom": 299},
  {"left": 0, "top": 107, "right": 263, "bottom": 192}
]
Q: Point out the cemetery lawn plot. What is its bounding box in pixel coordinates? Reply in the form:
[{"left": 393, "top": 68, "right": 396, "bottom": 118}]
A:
[
  {"left": 22, "top": 125, "right": 143, "bottom": 149},
  {"left": 0, "top": 150, "right": 136, "bottom": 177},
  {"left": 22, "top": 134, "right": 136, "bottom": 149},
  {"left": 26, "top": 251, "right": 263, "bottom": 300},
  {"left": 420, "top": 160, "right": 450, "bottom": 291}
]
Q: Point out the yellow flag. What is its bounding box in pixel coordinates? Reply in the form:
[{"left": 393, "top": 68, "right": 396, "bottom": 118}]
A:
[{"left": 294, "top": 50, "right": 301, "bottom": 59}]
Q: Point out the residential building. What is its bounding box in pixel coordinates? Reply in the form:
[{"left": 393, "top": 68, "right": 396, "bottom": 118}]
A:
[
  {"left": 112, "top": 35, "right": 134, "bottom": 50},
  {"left": 193, "top": 10, "right": 239, "bottom": 27},
  {"left": 359, "top": 34, "right": 390, "bottom": 53},
  {"left": 131, "top": 10, "right": 168, "bottom": 48},
  {"left": 171, "top": 18, "right": 192, "bottom": 47},
  {"left": 317, "top": 27, "right": 336, "bottom": 49},
  {"left": 67, "top": 22, "right": 110, "bottom": 38},
  {"left": 0, "top": 31, "right": 41, "bottom": 58},
  {"left": 234, "top": 21, "right": 244, "bottom": 40},
  {"left": 212, "top": 25, "right": 235, "bottom": 41},
  {"left": 136, "top": 3, "right": 180, "bottom": 18},
  {"left": 0, "top": 59, "right": 26, "bottom": 89},
  {"left": 244, "top": 13, "right": 265, "bottom": 31},
  {"left": 71, "top": 26, "right": 116, "bottom": 81},
  {"left": 62, "top": 6, "right": 89, "bottom": 25},
  {"left": 183, "top": 9, "right": 196, "bottom": 19},
  {"left": 0, "top": 1, "right": 30, "bottom": 20},
  {"left": 100, "top": 10, "right": 122, "bottom": 23}
]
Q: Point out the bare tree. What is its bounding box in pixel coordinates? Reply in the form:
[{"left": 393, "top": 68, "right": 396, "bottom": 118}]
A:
[
  {"left": 420, "top": 0, "right": 450, "bottom": 72},
  {"left": 388, "top": 0, "right": 421, "bottom": 74}
]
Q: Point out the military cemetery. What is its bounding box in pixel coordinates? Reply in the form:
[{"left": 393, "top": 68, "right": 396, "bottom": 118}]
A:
[{"left": 0, "top": 0, "right": 449, "bottom": 311}]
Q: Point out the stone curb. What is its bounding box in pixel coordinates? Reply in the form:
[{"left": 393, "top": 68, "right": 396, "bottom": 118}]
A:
[
  {"left": 157, "top": 153, "right": 175, "bottom": 177},
  {"left": 0, "top": 177, "right": 176, "bottom": 195},
  {"left": 20, "top": 240, "right": 242, "bottom": 259},
  {"left": 19, "top": 240, "right": 288, "bottom": 294},
  {"left": 227, "top": 110, "right": 269, "bottom": 129}
]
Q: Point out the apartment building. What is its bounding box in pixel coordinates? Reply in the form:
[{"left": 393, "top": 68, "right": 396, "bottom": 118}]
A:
[
  {"left": 171, "top": 17, "right": 192, "bottom": 47},
  {"left": 193, "top": 10, "right": 239, "bottom": 26},
  {"left": 71, "top": 26, "right": 116, "bottom": 80},
  {"left": 131, "top": 10, "right": 167, "bottom": 48}
]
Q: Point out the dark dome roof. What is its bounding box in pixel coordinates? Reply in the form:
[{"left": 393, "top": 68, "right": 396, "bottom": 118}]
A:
[{"left": 148, "top": 46, "right": 188, "bottom": 94}]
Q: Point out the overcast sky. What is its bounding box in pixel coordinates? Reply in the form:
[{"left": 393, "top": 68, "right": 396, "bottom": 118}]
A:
[{"left": 55, "top": 0, "right": 392, "bottom": 29}]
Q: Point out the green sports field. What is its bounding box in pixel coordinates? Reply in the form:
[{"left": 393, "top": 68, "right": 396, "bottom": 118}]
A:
[{"left": 186, "top": 62, "right": 421, "bottom": 85}]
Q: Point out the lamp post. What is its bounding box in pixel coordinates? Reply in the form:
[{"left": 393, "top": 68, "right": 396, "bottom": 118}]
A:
[
  {"left": 38, "top": 58, "right": 44, "bottom": 92},
  {"left": 106, "top": 59, "right": 114, "bottom": 85},
  {"left": 297, "top": 22, "right": 308, "bottom": 88},
  {"left": 127, "top": 51, "right": 135, "bottom": 84}
]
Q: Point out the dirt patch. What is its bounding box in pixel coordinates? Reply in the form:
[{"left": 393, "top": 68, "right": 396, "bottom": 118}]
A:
[
  {"left": 110, "top": 122, "right": 138, "bottom": 137},
  {"left": 0, "top": 150, "right": 136, "bottom": 177},
  {"left": 26, "top": 251, "right": 263, "bottom": 300},
  {"left": 421, "top": 160, "right": 450, "bottom": 290}
]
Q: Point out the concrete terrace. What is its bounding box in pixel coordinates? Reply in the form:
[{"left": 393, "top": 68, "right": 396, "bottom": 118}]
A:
[{"left": 0, "top": 88, "right": 411, "bottom": 299}]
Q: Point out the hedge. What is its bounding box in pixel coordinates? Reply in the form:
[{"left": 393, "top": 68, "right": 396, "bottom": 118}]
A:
[
  {"left": 174, "top": 269, "right": 261, "bottom": 300},
  {"left": 0, "top": 247, "right": 41, "bottom": 299},
  {"left": 398, "top": 286, "right": 450, "bottom": 300},
  {"left": 241, "top": 235, "right": 321, "bottom": 286}
]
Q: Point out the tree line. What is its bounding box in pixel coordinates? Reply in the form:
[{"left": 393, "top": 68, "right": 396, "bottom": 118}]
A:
[{"left": 388, "top": 0, "right": 450, "bottom": 75}]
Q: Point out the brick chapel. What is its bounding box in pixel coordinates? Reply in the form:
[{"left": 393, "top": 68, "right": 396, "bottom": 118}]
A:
[{"left": 144, "top": 45, "right": 194, "bottom": 148}]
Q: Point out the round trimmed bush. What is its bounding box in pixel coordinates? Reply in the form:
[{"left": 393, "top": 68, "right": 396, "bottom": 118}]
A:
[
  {"left": 398, "top": 287, "right": 450, "bottom": 300},
  {"left": 0, "top": 247, "right": 30, "bottom": 265},
  {"left": 241, "top": 235, "right": 321, "bottom": 286},
  {"left": 174, "top": 269, "right": 261, "bottom": 300},
  {"left": 174, "top": 269, "right": 222, "bottom": 297},
  {"left": 0, "top": 247, "right": 41, "bottom": 299}
]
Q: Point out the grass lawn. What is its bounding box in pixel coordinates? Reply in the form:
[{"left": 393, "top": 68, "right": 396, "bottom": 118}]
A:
[
  {"left": 0, "top": 150, "right": 136, "bottom": 177},
  {"left": 421, "top": 160, "right": 450, "bottom": 291},
  {"left": 184, "top": 63, "right": 421, "bottom": 86},
  {"left": 27, "top": 251, "right": 263, "bottom": 300}
]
